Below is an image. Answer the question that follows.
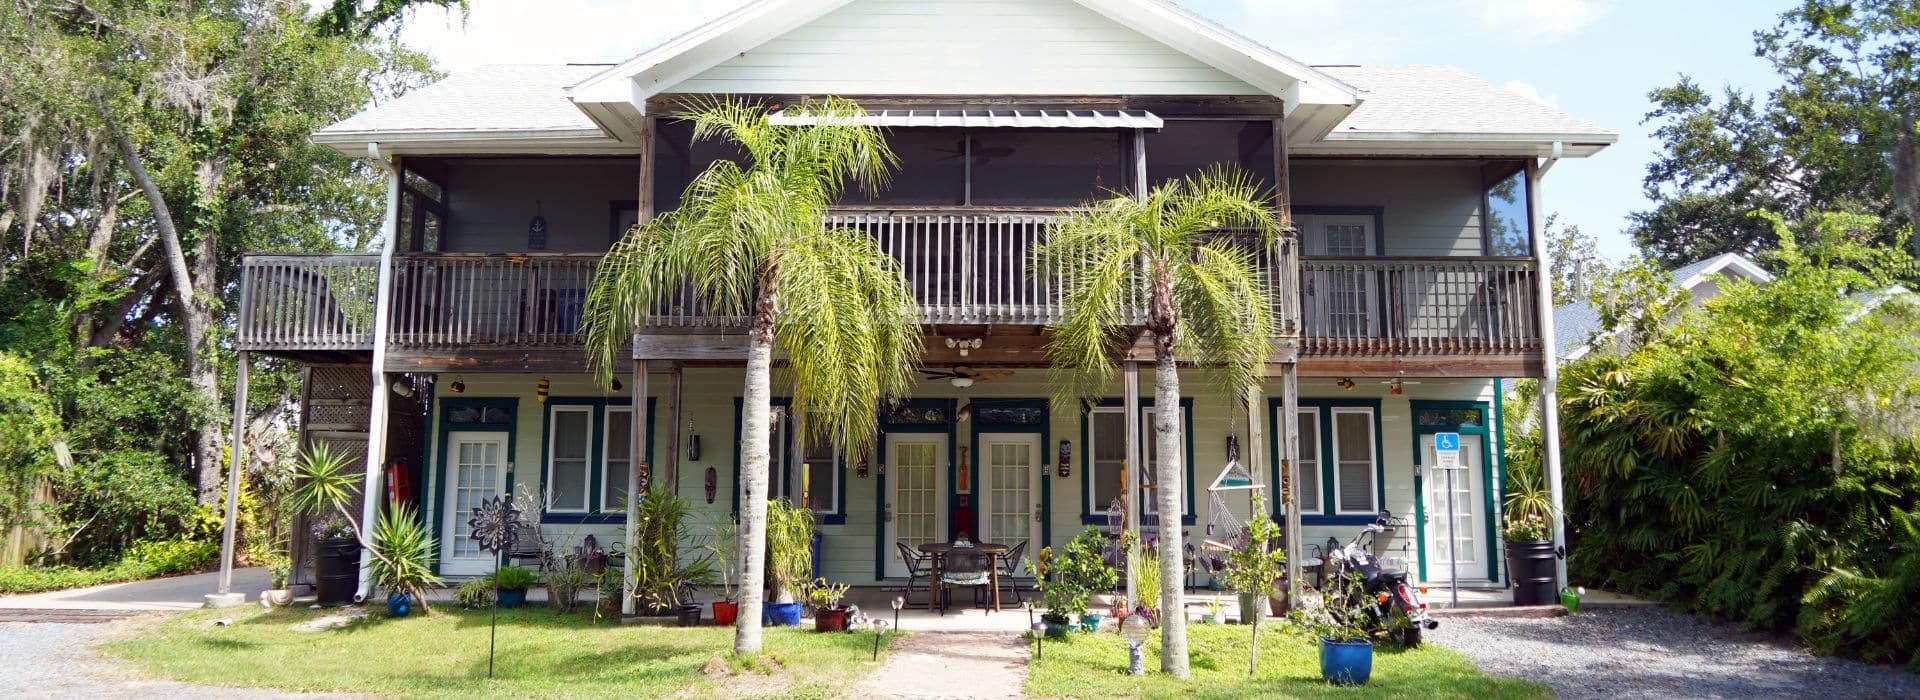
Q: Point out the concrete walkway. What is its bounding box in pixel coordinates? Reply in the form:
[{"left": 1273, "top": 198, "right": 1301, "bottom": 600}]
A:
[
  {"left": 854, "top": 632, "right": 1029, "bottom": 700},
  {"left": 0, "top": 568, "right": 271, "bottom": 611}
]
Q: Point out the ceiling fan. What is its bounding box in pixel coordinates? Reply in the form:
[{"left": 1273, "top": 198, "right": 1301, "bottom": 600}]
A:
[{"left": 921, "top": 365, "right": 1013, "bottom": 388}]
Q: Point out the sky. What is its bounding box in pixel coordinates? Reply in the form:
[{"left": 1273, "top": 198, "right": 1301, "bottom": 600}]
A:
[{"left": 377, "top": 0, "right": 1789, "bottom": 262}]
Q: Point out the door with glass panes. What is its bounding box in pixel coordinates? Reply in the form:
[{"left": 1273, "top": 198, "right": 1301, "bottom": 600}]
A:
[
  {"left": 1421, "top": 433, "right": 1488, "bottom": 581},
  {"left": 1301, "top": 215, "right": 1380, "bottom": 339},
  {"left": 441, "top": 431, "right": 508, "bottom": 577},
  {"left": 979, "top": 434, "right": 1041, "bottom": 563},
  {"left": 884, "top": 433, "right": 948, "bottom": 578}
]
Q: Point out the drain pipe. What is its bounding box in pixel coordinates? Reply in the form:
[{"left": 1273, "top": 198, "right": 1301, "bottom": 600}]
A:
[
  {"left": 355, "top": 142, "right": 402, "bottom": 603},
  {"left": 1526, "top": 141, "right": 1570, "bottom": 591}
]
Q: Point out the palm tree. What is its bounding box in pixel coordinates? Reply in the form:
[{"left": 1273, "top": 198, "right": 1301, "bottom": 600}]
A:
[
  {"left": 583, "top": 98, "right": 922, "bottom": 654},
  {"left": 1036, "top": 167, "right": 1288, "bottom": 677}
]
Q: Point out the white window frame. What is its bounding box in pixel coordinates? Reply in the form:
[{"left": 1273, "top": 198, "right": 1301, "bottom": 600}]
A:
[
  {"left": 1084, "top": 406, "right": 1128, "bottom": 516},
  {"left": 1140, "top": 404, "right": 1190, "bottom": 517},
  {"left": 602, "top": 405, "right": 633, "bottom": 512},
  {"left": 1289, "top": 407, "right": 1324, "bottom": 515},
  {"left": 545, "top": 404, "right": 596, "bottom": 514},
  {"left": 798, "top": 435, "right": 841, "bottom": 515},
  {"left": 1328, "top": 407, "right": 1380, "bottom": 515}
]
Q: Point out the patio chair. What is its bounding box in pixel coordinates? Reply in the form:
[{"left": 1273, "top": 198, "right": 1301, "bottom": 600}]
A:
[
  {"left": 996, "top": 541, "right": 1028, "bottom": 605},
  {"left": 939, "top": 550, "right": 995, "bottom": 615},
  {"left": 505, "top": 523, "right": 552, "bottom": 572},
  {"left": 895, "top": 542, "right": 932, "bottom": 600}
]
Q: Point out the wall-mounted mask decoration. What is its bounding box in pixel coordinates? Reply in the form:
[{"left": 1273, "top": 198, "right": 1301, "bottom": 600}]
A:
[{"left": 704, "top": 467, "right": 717, "bottom": 504}]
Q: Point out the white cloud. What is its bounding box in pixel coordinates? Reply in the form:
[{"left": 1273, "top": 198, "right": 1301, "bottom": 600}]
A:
[
  {"left": 386, "top": 0, "right": 749, "bottom": 73},
  {"left": 1502, "top": 79, "right": 1560, "bottom": 108},
  {"left": 1460, "top": 0, "right": 1611, "bottom": 43}
]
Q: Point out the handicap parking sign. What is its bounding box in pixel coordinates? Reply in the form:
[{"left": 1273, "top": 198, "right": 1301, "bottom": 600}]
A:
[{"left": 1434, "top": 432, "right": 1461, "bottom": 469}]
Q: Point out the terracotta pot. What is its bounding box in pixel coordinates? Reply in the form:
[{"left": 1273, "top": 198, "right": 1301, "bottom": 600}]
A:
[{"left": 814, "top": 607, "right": 850, "bottom": 632}]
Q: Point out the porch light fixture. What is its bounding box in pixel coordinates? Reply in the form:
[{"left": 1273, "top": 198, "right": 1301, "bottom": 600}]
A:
[
  {"left": 1390, "top": 378, "right": 1404, "bottom": 395},
  {"left": 944, "top": 337, "right": 984, "bottom": 357},
  {"left": 390, "top": 378, "right": 414, "bottom": 398},
  {"left": 611, "top": 377, "right": 623, "bottom": 392},
  {"left": 951, "top": 376, "right": 974, "bottom": 389},
  {"left": 449, "top": 376, "right": 466, "bottom": 394},
  {"left": 1337, "top": 377, "right": 1355, "bottom": 391}
]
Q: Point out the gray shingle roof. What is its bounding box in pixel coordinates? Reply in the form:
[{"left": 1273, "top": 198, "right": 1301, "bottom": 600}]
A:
[
  {"left": 1554, "top": 300, "right": 1601, "bottom": 360},
  {"left": 1317, "top": 65, "right": 1611, "bottom": 137},
  {"left": 316, "top": 65, "right": 607, "bottom": 135}
]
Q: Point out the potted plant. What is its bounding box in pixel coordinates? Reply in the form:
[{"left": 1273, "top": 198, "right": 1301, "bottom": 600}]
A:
[
  {"left": 1503, "top": 444, "right": 1558, "bottom": 606},
  {"left": 261, "top": 555, "right": 294, "bottom": 607},
  {"left": 629, "top": 485, "right": 716, "bottom": 619},
  {"left": 702, "top": 519, "right": 740, "bottom": 626},
  {"left": 1219, "top": 495, "right": 1288, "bottom": 676},
  {"left": 1027, "top": 547, "right": 1075, "bottom": 638},
  {"left": 805, "top": 577, "right": 853, "bottom": 632},
  {"left": 1292, "top": 572, "right": 1375, "bottom": 686},
  {"left": 291, "top": 443, "right": 407, "bottom": 608},
  {"left": 1031, "top": 527, "right": 1116, "bottom": 634},
  {"left": 764, "top": 498, "right": 815, "bottom": 627},
  {"left": 368, "top": 503, "right": 442, "bottom": 616},
  {"left": 491, "top": 565, "right": 538, "bottom": 608},
  {"left": 456, "top": 578, "right": 495, "bottom": 609},
  {"left": 595, "top": 569, "right": 623, "bottom": 622},
  {"left": 1202, "top": 595, "right": 1224, "bottom": 624}
]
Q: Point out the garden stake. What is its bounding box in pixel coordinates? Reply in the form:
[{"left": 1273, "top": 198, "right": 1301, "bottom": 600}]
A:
[
  {"left": 467, "top": 496, "right": 524, "bottom": 680},
  {"left": 872, "top": 620, "right": 888, "bottom": 661}
]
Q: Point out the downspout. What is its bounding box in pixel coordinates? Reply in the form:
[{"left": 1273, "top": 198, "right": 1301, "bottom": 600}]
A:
[
  {"left": 1526, "top": 142, "right": 1570, "bottom": 591},
  {"left": 357, "top": 142, "right": 402, "bottom": 602}
]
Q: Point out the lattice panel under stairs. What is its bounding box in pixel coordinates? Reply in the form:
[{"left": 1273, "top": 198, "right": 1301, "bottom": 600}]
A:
[{"left": 308, "top": 365, "right": 371, "bottom": 401}]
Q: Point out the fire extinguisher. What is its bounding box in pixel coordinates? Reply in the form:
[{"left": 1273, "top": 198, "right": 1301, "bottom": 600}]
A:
[{"left": 386, "top": 461, "right": 414, "bottom": 506}]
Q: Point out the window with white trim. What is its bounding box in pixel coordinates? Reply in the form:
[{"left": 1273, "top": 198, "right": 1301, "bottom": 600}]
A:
[
  {"left": 547, "top": 405, "right": 594, "bottom": 512},
  {"left": 1295, "top": 408, "right": 1322, "bottom": 514},
  {"left": 758, "top": 406, "right": 842, "bottom": 516},
  {"left": 1085, "top": 404, "right": 1189, "bottom": 518},
  {"left": 1331, "top": 408, "right": 1379, "bottom": 514},
  {"left": 603, "top": 406, "right": 633, "bottom": 511}
]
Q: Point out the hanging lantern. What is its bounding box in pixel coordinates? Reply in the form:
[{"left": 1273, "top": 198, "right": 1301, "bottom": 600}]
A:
[
  {"left": 449, "top": 375, "right": 466, "bottom": 394},
  {"left": 536, "top": 377, "right": 550, "bottom": 403},
  {"left": 527, "top": 200, "right": 548, "bottom": 250},
  {"left": 1057, "top": 440, "right": 1072, "bottom": 478}
]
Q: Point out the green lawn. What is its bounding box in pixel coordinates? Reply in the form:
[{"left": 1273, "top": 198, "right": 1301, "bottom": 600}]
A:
[
  {"left": 1024, "top": 622, "right": 1550, "bottom": 699},
  {"left": 105, "top": 606, "right": 893, "bottom": 699}
]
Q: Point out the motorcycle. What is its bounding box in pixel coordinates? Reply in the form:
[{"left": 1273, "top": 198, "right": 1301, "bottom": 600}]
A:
[{"left": 1321, "top": 511, "right": 1438, "bottom": 647}]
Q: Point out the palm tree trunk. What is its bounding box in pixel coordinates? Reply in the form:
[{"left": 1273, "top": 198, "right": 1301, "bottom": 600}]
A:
[
  {"left": 1152, "top": 336, "right": 1190, "bottom": 678},
  {"left": 734, "top": 284, "right": 778, "bottom": 655}
]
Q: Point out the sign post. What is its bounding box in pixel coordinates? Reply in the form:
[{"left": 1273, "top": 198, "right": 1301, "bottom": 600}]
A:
[{"left": 1433, "top": 432, "right": 1462, "bottom": 608}]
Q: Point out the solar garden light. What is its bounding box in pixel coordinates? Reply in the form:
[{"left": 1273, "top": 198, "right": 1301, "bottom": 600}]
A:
[
  {"left": 872, "top": 619, "right": 889, "bottom": 661},
  {"left": 1028, "top": 601, "right": 1044, "bottom": 660},
  {"left": 1122, "top": 613, "right": 1149, "bottom": 675},
  {"left": 891, "top": 595, "right": 905, "bottom": 631}
]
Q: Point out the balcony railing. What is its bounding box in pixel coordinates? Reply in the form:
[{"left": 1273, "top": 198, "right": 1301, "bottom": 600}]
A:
[
  {"left": 235, "top": 215, "right": 1540, "bottom": 358},
  {"left": 1299, "top": 257, "right": 1542, "bottom": 355}
]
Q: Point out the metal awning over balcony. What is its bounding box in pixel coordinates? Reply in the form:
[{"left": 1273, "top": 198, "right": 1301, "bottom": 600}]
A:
[{"left": 768, "top": 109, "right": 1163, "bottom": 130}]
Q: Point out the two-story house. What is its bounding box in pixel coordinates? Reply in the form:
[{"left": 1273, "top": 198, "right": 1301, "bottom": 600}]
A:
[{"left": 233, "top": 0, "right": 1613, "bottom": 602}]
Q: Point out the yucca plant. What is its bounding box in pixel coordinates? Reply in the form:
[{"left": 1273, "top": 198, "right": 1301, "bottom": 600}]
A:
[
  {"left": 368, "top": 503, "right": 441, "bottom": 612},
  {"left": 289, "top": 442, "right": 400, "bottom": 574}
]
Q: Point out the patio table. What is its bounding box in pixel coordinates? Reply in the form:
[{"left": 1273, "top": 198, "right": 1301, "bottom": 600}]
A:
[{"left": 918, "top": 541, "right": 1008, "bottom": 612}]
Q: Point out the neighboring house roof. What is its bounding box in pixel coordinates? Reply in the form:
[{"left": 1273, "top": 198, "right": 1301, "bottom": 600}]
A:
[
  {"left": 314, "top": 0, "right": 1615, "bottom": 157},
  {"left": 1555, "top": 252, "right": 1773, "bottom": 361},
  {"left": 1300, "top": 66, "right": 1615, "bottom": 157}
]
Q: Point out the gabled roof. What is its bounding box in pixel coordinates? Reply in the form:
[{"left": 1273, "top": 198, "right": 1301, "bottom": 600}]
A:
[
  {"left": 1556, "top": 253, "right": 1771, "bottom": 360},
  {"left": 1298, "top": 66, "right": 1617, "bottom": 157},
  {"left": 566, "top": 0, "right": 1362, "bottom": 112}
]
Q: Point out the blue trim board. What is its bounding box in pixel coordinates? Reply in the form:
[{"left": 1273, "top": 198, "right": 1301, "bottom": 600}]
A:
[
  {"left": 1264, "top": 397, "right": 1387, "bottom": 527},
  {"left": 1077, "top": 397, "right": 1197, "bottom": 527},
  {"left": 1407, "top": 399, "right": 1497, "bottom": 584}
]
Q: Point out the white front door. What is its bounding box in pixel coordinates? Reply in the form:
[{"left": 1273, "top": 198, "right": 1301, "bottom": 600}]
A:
[
  {"left": 884, "top": 433, "right": 948, "bottom": 578},
  {"left": 979, "top": 433, "right": 1042, "bottom": 568},
  {"left": 1421, "top": 433, "right": 1488, "bottom": 582},
  {"left": 1301, "top": 215, "right": 1381, "bottom": 339},
  {"left": 442, "top": 431, "right": 509, "bottom": 577}
]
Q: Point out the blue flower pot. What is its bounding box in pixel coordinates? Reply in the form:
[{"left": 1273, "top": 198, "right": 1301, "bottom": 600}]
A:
[
  {"left": 765, "top": 602, "right": 804, "bottom": 626},
  {"left": 498, "top": 587, "right": 528, "bottom": 609},
  {"left": 1319, "top": 638, "right": 1374, "bottom": 686},
  {"left": 1079, "top": 613, "right": 1104, "bottom": 633},
  {"left": 386, "top": 592, "right": 412, "bottom": 617}
]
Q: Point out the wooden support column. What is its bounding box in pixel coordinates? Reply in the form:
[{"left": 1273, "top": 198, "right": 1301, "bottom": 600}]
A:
[
  {"left": 1280, "top": 362, "right": 1303, "bottom": 605},
  {"left": 215, "top": 351, "right": 249, "bottom": 599},
  {"left": 1274, "top": 116, "right": 1305, "bottom": 604},
  {"left": 623, "top": 360, "right": 649, "bottom": 616},
  {"left": 1123, "top": 360, "right": 1141, "bottom": 606}
]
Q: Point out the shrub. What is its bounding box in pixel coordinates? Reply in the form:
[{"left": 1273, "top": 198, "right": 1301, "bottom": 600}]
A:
[
  {"left": 454, "top": 578, "right": 495, "bottom": 608},
  {"left": 48, "top": 450, "right": 198, "bottom": 565},
  {"left": 368, "top": 504, "right": 441, "bottom": 609},
  {"left": 1032, "top": 527, "right": 1118, "bottom": 623},
  {"left": 489, "top": 565, "right": 538, "bottom": 591},
  {"left": 0, "top": 536, "right": 217, "bottom": 594}
]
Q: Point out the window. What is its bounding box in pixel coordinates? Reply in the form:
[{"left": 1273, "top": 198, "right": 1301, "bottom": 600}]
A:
[
  {"left": 1294, "top": 409, "right": 1321, "bottom": 514},
  {"left": 1145, "top": 120, "right": 1277, "bottom": 191},
  {"left": 1483, "top": 162, "right": 1530, "bottom": 256},
  {"left": 1331, "top": 408, "right": 1378, "bottom": 514},
  {"left": 603, "top": 406, "right": 632, "bottom": 512},
  {"left": 1276, "top": 403, "right": 1380, "bottom": 520},
  {"left": 756, "top": 405, "right": 843, "bottom": 517},
  {"left": 800, "top": 434, "right": 839, "bottom": 514},
  {"left": 547, "top": 406, "right": 594, "bottom": 512},
  {"left": 1084, "top": 403, "right": 1192, "bottom": 521}
]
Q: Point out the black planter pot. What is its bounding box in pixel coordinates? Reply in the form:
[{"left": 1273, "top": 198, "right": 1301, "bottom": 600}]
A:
[
  {"left": 675, "top": 604, "right": 703, "bottom": 627},
  {"left": 314, "top": 537, "right": 361, "bottom": 606},
  {"left": 1505, "top": 540, "right": 1556, "bottom": 606}
]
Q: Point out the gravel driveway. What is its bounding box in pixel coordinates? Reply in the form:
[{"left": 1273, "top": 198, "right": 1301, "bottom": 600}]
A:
[
  {"left": 1433, "top": 606, "right": 1920, "bottom": 699},
  {"left": 0, "top": 619, "right": 307, "bottom": 699}
]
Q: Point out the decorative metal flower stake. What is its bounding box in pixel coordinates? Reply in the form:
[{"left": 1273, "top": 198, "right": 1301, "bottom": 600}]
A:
[{"left": 469, "top": 495, "right": 523, "bottom": 679}]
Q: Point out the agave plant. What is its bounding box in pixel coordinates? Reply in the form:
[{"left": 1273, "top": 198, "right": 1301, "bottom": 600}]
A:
[{"left": 368, "top": 503, "right": 442, "bottom": 612}]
